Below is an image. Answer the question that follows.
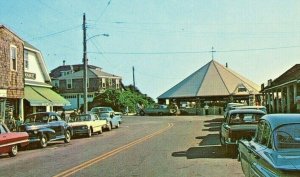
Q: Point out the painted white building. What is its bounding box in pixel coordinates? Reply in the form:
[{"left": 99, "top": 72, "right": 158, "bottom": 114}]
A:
[{"left": 23, "top": 42, "right": 69, "bottom": 116}]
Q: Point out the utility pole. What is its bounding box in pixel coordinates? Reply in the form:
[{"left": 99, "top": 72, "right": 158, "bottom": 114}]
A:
[
  {"left": 132, "top": 66, "right": 135, "bottom": 88},
  {"left": 83, "top": 13, "right": 88, "bottom": 114}
]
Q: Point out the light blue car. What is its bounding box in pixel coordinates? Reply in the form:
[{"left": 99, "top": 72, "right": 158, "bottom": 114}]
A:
[
  {"left": 90, "top": 106, "right": 122, "bottom": 130},
  {"left": 98, "top": 113, "right": 121, "bottom": 131}
]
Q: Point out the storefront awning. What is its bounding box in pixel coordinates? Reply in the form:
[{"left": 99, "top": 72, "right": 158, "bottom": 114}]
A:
[
  {"left": 24, "top": 86, "right": 52, "bottom": 106},
  {"left": 25, "top": 86, "right": 70, "bottom": 106}
]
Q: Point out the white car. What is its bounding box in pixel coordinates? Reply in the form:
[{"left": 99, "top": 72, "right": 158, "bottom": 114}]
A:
[{"left": 68, "top": 114, "right": 106, "bottom": 137}]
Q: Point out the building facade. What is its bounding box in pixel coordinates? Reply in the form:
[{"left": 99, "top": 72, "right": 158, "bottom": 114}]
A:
[
  {"left": 0, "top": 25, "right": 24, "bottom": 123},
  {"left": 23, "top": 42, "right": 69, "bottom": 116},
  {"left": 262, "top": 64, "right": 300, "bottom": 113},
  {"left": 50, "top": 63, "right": 122, "bottom": 110}
]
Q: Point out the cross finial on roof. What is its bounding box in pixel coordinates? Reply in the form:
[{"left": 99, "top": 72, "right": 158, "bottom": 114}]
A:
[{"left": 211, "top": 46, "right": 216, "bottom": 60}]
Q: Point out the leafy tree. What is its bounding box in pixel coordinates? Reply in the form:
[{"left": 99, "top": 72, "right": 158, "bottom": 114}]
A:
[{"left": 89, "top": 86, "right": 155, "bottom": 113}]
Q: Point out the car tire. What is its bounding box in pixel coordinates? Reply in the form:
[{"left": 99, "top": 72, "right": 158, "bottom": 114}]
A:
[
  {"left": 64, "top": 130, "right": 71, "bottom": 143},
  {"left": 107, "top": 123, "right": 112, "bottom": 131},
  {"left": 115, "top": 122, "right": 120, "bottom": 128},
  {"left": 87, "top": 128, "right": 92, "bottom": 137},
  {"left": 9, "top": 145, "right": 18, "bottom": 157},
  {"left": 39, "top": 134, "right": 48, "bottom": 148},
  {"left": 98, "top": 127, "right": 103, "bottom": 134}
]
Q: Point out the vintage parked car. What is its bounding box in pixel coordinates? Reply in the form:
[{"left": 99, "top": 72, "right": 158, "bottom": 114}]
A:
[
  {"left": 220, "top": 109, "right": 266, "bottom": 157},
  {"left": 223, "top": 102, "right": 246, "bottom": 118},
  {"left": 142, "top": 104, "right": 176, "bottom": 116},
  {"left": 90, "top": 106, "right": 114, "bottom": 117},
  {"left": 0, "top": 123, "right": 29, "bottom": 157},
  {"left": 68, "top": 113, "right": 106, "bottom": 137},
  {"left": 98, "top": 113, "right": 121, "bottom": 130},
  {"left": 238, "top": 114, "right": 300, "bottom": 177},
  {"left": 114, "top": 112, "right": 123, "bottom": 124},
  {"left": 19, "top": 112, "right": 72, "bottom": 148}
]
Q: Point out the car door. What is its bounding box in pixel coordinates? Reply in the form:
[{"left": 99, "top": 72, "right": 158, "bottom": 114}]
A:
[
  {"left": 0, "top": 124, "right": 10, "bottom": 152},
  {"left": 48, "top": 115, "right": 63, "bottom": 137},
  {"left": 91, "top": 114, "right": 100, "bottom": 132},
  {"left": 249, "top": 121, "right": 273, "bottom": 177}
]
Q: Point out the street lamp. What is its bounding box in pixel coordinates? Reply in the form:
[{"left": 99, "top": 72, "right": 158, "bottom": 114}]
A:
[{"left": 82, "top": 13, "right": 109, "bottom": 114}]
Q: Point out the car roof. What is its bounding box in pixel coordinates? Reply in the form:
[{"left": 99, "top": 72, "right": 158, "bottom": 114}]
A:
[
  {"left": 236, "top": 106, "right": 266, "bottom": 109},
  {"left": 91, "top": 107, "right": 111, "bottom": 109},
  {"left": 261, "top": 114, "right": 300, "bottom": 130},
  {"left": 26, "top": 112, "right": 58, "bottom": 116},
  {"left": 228, "top": 109, "right": 266, "bottom": 115},
  {"left": 227, "top": 103, "right": 245, "bottom": 107}
]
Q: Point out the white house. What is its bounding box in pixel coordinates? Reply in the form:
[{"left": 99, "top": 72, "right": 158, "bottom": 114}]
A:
[{"left": 23, "top": 41, "right": 69, "bottom": 116}]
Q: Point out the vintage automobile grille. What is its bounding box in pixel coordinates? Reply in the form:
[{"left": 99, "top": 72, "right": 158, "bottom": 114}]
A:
[{"left": 72, "top": 126, "right": 88, "bottom": 131}]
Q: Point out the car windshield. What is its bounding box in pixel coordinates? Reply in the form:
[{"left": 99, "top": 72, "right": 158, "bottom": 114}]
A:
[
  {"left": 229, "top": 113, "right": 264, "bottom": 124},
  {"left": 91, "top": 107, "right": 108, "bottom": 113},
  {"left": 99, "top": 113, "right": 109, "bottom": 120},
  {"left": 274, "top": 123, "right": 300, "bottom": 149},
  {"left": 69, "top": 115, "right": 91, "bottom": 122},
  {"left": 25, "top": 113, "right": 49, "bottom": 123}
]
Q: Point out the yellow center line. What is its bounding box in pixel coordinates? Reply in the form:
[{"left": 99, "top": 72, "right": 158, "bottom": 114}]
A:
[{"left": 54, "top": 123, "right": 174, "bottom": 177}]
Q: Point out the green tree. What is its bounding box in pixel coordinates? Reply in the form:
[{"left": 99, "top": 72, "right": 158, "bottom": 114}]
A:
[{"left": 89, "top": 85, "right": 155, "bottom": 113}]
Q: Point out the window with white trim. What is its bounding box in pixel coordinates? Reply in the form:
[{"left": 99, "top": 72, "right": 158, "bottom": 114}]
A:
[
  {"left": 66, "top": 79, "right": 72, "bottom": 89},
  {"left": 10, "top": 45, "right": 17, "bottom": 71},
  {"left": 24, "top": 50, "right": 29, "bottom": 70}
]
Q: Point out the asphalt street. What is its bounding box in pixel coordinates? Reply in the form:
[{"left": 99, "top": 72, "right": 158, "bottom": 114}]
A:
[{"left": 0, "top": 115, "right": 244, "bottom": 177}]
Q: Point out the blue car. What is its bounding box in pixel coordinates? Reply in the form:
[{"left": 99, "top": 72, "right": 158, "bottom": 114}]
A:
[{"left": 98, "top": 113, "right": 121, "bottom": 131}]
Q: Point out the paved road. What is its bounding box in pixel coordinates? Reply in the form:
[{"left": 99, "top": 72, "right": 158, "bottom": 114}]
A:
[{"left": 0, "top": 115, "right": 244, "bottom": 177}]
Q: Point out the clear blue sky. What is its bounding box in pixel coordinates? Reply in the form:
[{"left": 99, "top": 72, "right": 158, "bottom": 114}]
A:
[{"left": 1, "top": 0, "right": 300, "bottom": 100}]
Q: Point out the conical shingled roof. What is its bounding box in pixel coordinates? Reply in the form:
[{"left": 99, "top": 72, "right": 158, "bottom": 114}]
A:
[{"left": 158, "top": 60, "right": 260, "bottom": 99}]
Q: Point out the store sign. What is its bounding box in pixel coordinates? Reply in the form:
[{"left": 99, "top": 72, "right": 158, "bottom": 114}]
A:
[
  {"left": 25, "top": 72, "right": 36, "bottom": 80},
  {"left": 0, "top": 89, "right": 7, "bottom": 97}
]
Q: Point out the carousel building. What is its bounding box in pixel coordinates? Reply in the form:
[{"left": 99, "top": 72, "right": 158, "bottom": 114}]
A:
[{"left": 158, "top": 60, "right": 261, "bottom": 114}]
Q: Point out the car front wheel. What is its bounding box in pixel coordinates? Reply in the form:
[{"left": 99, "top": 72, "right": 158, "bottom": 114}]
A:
[
  {"left": 98, "top": 127, "right": 103, "bottom": 134},
  {"left": 115, "top": 122, "right": 120, "bottom": 128},
  {"left": 107, "top": 123, "right": 112, "bottom": 131},
  {"left": 64, "top": 130, "right": 71, "bottom": 143},
  {"left": 39, "top": 134, "right": 48, "bottom": 148},
  {"left": 9, "top": 145, "right": 18, "bottom": 157},
  {"left": 87, "top": 128, "right": 92, "bottom": 137}
]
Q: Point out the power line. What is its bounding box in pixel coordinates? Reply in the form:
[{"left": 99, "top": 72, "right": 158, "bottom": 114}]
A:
[
  {"left": 28, "top": 25, "right": 81, "bottom": 41},
  {"left": 88, "top": 45, "right": 300, "bottom": 55},
  {"left": 95, "top": 0, "right": 112, "bottom": 23}
]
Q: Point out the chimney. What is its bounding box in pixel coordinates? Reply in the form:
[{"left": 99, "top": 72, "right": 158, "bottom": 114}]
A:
[
  {"left": 63, "top": 60, "right": 66, "bottom": 66},
  {"left": 225, "top": 62, "right": 228, "bottom": 68}
]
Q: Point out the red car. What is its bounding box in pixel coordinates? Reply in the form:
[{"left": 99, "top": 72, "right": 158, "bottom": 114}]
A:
[{"left": 0, "top": 123, "right": 29, "bottom": 157}]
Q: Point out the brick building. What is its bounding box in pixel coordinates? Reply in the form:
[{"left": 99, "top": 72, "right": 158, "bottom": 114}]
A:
[{"left": 0, "top": 25, "right": 24, "bottom": 122}]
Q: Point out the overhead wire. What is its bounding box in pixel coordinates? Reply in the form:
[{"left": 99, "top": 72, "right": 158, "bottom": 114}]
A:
[
  {"left": 28, "top": 25, "right": 81, "bottom": 41},
  {"left": 88, "top": 45, "right": 300, "bottom": 55},
  {"left": 95, "top": 0, "right": 112, "bottom": 24}
]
